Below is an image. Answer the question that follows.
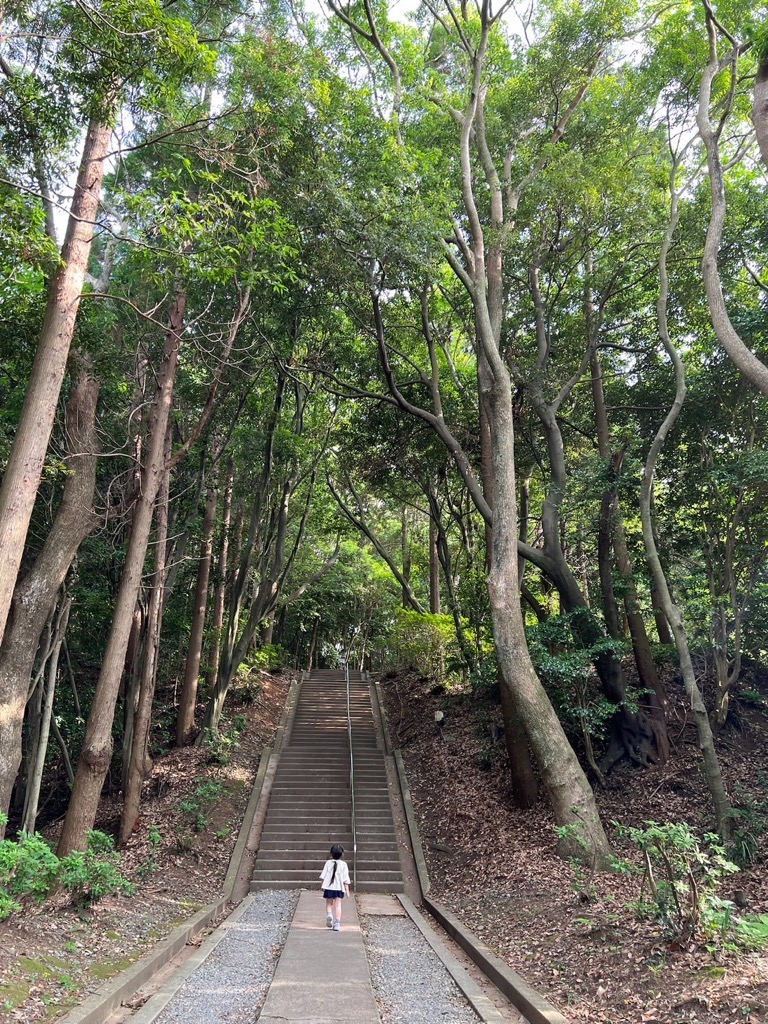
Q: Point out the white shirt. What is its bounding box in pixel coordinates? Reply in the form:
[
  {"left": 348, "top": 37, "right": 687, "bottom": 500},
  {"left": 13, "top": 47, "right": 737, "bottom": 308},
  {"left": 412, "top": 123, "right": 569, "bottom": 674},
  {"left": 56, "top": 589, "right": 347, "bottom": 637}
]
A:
[{"left": 319, "top": 858, "right": 350, "bottom": 890}]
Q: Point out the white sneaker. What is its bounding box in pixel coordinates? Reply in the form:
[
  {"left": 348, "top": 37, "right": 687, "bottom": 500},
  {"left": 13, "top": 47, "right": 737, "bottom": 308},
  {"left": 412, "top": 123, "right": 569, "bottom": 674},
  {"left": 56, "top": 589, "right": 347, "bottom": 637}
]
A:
[
  {"left": 332, "top": 920, "right": 341, "bottom": 931},
  {"left": 326, "top": 914, "right": 333, "bottom": 928}
]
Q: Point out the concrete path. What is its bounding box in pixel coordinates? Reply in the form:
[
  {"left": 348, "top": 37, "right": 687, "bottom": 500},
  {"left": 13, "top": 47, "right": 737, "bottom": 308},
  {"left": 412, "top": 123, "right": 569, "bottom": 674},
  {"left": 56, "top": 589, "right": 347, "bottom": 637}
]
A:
[{"left": 258, "top": 889, "right": 380, "bottom": 1024}]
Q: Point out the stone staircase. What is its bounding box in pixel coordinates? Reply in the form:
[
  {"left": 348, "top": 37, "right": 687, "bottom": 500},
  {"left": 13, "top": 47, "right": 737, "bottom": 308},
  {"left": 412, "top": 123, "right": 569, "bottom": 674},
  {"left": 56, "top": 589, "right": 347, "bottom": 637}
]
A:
[{"left": 251, "top": 670, "right": 403, "bottom": 893}]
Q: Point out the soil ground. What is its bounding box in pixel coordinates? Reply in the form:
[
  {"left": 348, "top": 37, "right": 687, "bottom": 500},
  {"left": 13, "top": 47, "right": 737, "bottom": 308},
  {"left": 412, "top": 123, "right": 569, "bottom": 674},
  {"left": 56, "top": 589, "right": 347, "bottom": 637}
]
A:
[
  {"left": 0, "top": 669, "right": 291, "bottom": 1022},
  {"left": 378, "top": 666, "right": 768, "bottom": 1024}
]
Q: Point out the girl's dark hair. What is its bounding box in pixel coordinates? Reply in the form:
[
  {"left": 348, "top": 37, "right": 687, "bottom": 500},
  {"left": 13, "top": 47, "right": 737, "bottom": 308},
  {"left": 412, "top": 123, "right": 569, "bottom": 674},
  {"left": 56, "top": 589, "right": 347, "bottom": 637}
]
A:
[{"left": 329, "top": 844, "right": 344, "bottom": 887}]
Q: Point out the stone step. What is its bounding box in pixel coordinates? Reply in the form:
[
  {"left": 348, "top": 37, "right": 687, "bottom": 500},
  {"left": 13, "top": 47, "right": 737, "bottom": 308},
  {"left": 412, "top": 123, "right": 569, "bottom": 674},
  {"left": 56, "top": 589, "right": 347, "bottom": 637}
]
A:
[
  {"left": 250, "top": 880, "right": 404, "bottom": 893},
  {"left": 254, "top": 854, "right": 401, "bottom": 871},
  {"left": 275, "top": 765, "right": 386, "bottom": 774},
  {"left": 268, "top": 783, "right": 389, "bottom": 794},
  {"left": 260, "top": 832, "right": 354, "bottom": 842},
  {"left": 262, "top": 819, "right": 352, "bottom": 827},
  {"left": 251, "top": 869, "right": 405, "bottom": 884},
  {"left": 258, "top": 845, "right": 399, "bottom": 858},
  {"left": 266, "top": 800, "right": 389, "bottom": 810},
  {"left": 258, "top": 841, "right": 399, "bottom": 853},
  {"left": 252, "top": 673, "right": 402, "bottom": 897}
]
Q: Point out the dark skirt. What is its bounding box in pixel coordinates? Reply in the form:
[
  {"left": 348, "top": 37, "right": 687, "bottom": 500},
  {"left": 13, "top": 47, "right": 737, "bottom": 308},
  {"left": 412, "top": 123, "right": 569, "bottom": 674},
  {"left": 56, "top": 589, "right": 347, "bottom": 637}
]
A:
[{"left": 323, "top": 889, "right": 345, "bottom": 899}]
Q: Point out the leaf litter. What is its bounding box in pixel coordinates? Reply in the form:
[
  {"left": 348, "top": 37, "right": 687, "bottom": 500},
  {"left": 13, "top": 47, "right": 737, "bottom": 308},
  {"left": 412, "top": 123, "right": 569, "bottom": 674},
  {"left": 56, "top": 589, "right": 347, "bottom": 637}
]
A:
[
  {"left": 378, "top": 667, "right": 768, "bottom": 1024},
  {"left": 0, "top": 670, "right": 292, "bottom": 1022}
]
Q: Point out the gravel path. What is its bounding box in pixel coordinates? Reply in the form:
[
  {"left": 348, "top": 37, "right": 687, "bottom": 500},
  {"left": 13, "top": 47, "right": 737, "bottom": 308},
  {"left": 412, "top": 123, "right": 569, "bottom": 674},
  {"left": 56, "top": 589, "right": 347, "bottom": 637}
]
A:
[
  {"left": 363, "top": 914, "right": 480, "bottom": 1024},
  {"left": 152, "top": 890, "right": 297, "bottom": 1024}
]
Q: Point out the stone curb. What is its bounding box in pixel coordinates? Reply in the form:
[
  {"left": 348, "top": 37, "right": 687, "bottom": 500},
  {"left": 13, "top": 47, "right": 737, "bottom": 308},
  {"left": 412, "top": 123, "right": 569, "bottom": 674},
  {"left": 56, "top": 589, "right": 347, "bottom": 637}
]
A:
[
  {"left": 388, "top": 726, "right": 570, "bottom": 1024},
  {"left": 59, "top": 676, "right": 300, "bottom": 1024},
  {"left": 423, "top": 897, "right": 570, "bottom": 1024},
  {"left": 396, "top": 894, "right": 510, "bottom": 1024},
  {"left": 392, "top": 750, "right": 431, "bottom": 897},
  {"left": 125, "top": 894, "right": 258, "bottom": 1024},
  {"left": 369, "top": 677, "right": 392, "bottom": 756}
]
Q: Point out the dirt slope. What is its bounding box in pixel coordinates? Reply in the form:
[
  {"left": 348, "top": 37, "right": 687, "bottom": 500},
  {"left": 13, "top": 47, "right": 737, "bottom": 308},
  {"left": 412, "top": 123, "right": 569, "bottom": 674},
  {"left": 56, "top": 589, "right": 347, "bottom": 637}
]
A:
[
  {"left": 0, "top": 671, "right": 291, "bottom": 1022},
  {"left": 379, "top": 668, "right": 768, "bottom": 1024}
]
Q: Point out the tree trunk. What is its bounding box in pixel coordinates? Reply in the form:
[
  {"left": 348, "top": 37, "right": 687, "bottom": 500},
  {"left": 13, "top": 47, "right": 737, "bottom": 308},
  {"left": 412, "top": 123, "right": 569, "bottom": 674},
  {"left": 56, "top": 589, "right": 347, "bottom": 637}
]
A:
[
  {"left": 650, "top": 574, "right": 673, "bottom": 645},
  {"left": 204, "top": 460, "right": 234, "bottom": 693},
  {"left": 429, "top": 515, "right": 440, "bottom": 615},
  {"left": 0, "top": 118, "right": 112, "bottom": 647},
  {"left": 176, "top": 484, "right": 218, "bottom": 745},
  {"left": 475, "top": 361, "right": 539, "bottom": 805},
  {"left": 485, "top": 368, "right": 608, "bottom": 861},
  {"left": 0, "top": 369, "right": 100, "bottom": 830},
  {"left": 119, "top": 430, "right": 172, "bottom": 845},
  {"left": 697, "top": 21, "right": 768, "bottom": 397},
  {"left": 307, "top": 615, "right": 320, "bottom": 671},
  {"left": 517, "top": 476, "right": 531, "bottom": 592},
  {"left": 401, "top": 508, "right": 412, "bottom": 610},
  {"left": 22, "top": 595, "right": 71, "bottom": 833},
  {"left": 640, "top": 156, "right": 732, "bottom": 840},
  {"left": 498, "top": 676, "right": 538, "bottom": 808},
  {"left": 120, "top": 603, "right": 146, "bottom": 792},
  {"left": 58, "top": 290, "right": 184, "bottom": 856},
  {"left": 613, "top": 516, "right": 669, "bottom": 763},
  {"left": 163, "top": 446, "right": 208, "bottom": 609},
  {"left": 430, "top": 491, "right": 476, "bottom": 674},
  {"left": 590, "top": 346, "right": 668, "bottom": 764},
  {"left": 753, "top": 55, "right": 768, "bottom": 171},
  {"left": 452, "top": 55, "right": 609, "bottom": 860}
]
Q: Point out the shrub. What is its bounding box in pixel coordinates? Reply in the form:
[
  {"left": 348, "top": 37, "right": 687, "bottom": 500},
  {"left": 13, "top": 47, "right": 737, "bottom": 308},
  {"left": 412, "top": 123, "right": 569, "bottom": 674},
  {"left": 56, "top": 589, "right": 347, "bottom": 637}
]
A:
[
  {"left": 615, "top": 821, "right": 739, "bottom": 944},
  {"left": 387, "top": 609, "right": 462, "bottom": 686},
  {"left": 0, "top": 827, "right": 133, "bottom": 919},
  {"left": 0, "top": 829, "right": 60, "bottom": 908},
  {"left": 58, "top": 831, "right": 134, "bottom": 905},
  {"left": 202, "top": 714, "right": 248, "bottom": 765},
  {"left": 177, "top": 777, "right": 224, "bottom": 835}
]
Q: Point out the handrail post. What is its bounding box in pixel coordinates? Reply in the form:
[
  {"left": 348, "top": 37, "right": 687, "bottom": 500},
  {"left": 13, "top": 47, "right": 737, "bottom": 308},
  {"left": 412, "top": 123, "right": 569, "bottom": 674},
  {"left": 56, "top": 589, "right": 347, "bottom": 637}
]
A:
[{"left": 344, "top": 656, "right": 357, "bottom": 891}]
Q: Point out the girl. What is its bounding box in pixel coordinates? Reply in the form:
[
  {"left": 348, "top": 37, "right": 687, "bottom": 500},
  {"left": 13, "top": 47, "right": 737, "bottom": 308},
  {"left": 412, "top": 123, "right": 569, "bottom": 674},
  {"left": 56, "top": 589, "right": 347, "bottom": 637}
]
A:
[{"left": 319, "top": 843, "right": 350, "bottom": 931}]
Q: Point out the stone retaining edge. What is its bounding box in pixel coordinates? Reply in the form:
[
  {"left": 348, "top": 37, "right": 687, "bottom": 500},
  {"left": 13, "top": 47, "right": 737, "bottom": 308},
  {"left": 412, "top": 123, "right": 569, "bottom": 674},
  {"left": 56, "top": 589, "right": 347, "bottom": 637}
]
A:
[
  {"left": 423, "top": 897, "right": 570, "bottom": 1024},
  {"left": 126, "top": 894, "right": 258, "bottom": 1024},
  {"left": 389, "top": 734, "right": 570, "bottom": 1024},
  {"left": 392, "top": 749, "right": 431, "bottom": 897},
  {"left": 59, "top": 675, "right": 301, "bottom": 1024},
  {"left": 396, "top": 894, "right": 509, "bottom": 1024}
]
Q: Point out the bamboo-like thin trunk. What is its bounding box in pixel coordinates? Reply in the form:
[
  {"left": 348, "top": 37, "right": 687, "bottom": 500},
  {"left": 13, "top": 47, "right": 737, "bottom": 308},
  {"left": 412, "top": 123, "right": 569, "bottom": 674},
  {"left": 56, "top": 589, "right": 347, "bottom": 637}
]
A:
[
  {"left": 120, "top": 430, "right": 172, "bottom": 844},
  {"left": 58, "top": 290, "right": 184, "bottom": 856},
  {"left": 640, "top": 153, "right": 732, "bottom": 840},
  {"left": 22, "top": 596, "right": 71, "bottom": 833},
  {"left": 176, "top": 484, "right": 218, "bottom": 745},
  {"left": 204, "top": 461, "right": 234, "bottom": 692},
  {"left": 429, "top": 515, "right": 441, "bottom": 615}
]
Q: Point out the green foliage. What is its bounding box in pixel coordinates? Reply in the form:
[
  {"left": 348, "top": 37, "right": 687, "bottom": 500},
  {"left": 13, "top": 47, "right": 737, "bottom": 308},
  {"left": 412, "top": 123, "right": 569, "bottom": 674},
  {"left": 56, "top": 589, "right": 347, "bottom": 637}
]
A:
[
  {"left": 527, "top": 612, "right": 627, "bottom": 747},
  {"left": 728, "top": 788, "right": 768, "bottom": 867},
  {"left": 137, "top": 825, "right": 162, "bottom": 879},
  {"left": 386, "top": 609, "right": 462, "bottom": 686},
  {"left": 58, "top": 831, "right": 134, "bottom": 905},
  {"left": 554, "top": 822, "right": 599, "bottom": 901},
  {"left": 201, "top": 715, "right": 247, "bottom": 766},
  {"left": 245, "top": 645, "right": 287, "bottom": 673},
  {"left": 0, "top": 829, "right": 132, "bottom": 919},
  {"left": 8, "top": 833, "right": 60, "bottom": 903},
  {"left": 177, "top": 778, "right": 224, "bottom": 835},
  {"left": 615, "top": 821, "right": 740, "bottom": 944},
  {"left": 729, "top": 914, "right": 768, "bottom": 951}
]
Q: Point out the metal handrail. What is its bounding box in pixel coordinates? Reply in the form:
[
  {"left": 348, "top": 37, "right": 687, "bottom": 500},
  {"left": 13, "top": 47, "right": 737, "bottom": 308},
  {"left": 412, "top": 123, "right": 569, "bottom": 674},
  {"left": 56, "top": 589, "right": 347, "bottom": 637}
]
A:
[{"left": 344, "top": 656, "right": 357, "bottom": 891}]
